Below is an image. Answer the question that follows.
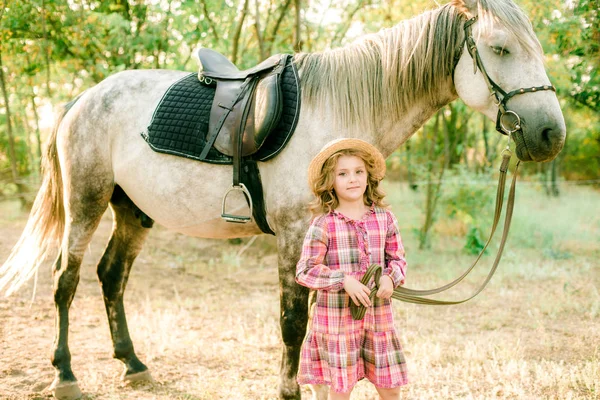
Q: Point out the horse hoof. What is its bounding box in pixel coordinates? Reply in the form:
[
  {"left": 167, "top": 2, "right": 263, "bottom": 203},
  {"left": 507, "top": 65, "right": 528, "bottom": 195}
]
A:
[
  {"left": 49, "top": 379, "right": 82, "bottom": 400},
  {"left": 122, "top": 369, "right": 154, "bottom": 384}
]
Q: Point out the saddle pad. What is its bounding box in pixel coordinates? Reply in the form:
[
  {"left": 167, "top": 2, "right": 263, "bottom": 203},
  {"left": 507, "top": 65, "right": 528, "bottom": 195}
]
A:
[{"left": 143, "top": 56, "right": 301, "bottom": 164}]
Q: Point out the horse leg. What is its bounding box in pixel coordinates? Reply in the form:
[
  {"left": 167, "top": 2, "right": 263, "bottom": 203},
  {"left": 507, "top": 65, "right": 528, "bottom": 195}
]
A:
[
  {"left": 97, "top": 186, "right": 152, "bottom": 382},
  {"left": 50, "top": 193, "right": 110, "bottom": 400},
  {"left": 277, "top": 223, "right": 310, "bottom": 400}
]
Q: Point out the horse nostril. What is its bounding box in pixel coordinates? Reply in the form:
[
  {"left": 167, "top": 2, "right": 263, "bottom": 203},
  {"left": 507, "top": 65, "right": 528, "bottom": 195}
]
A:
[
  {"left": 538, "top": 123, "right": 566, "bottom": 157},
  {"left": 542, "top": 127, "right": 551, "bottom": 144}
]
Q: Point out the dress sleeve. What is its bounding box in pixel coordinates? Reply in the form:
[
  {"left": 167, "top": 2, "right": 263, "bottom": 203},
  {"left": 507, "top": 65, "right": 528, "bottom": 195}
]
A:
[
  {"left": 296, "top": 217, "right": 345, "bottom": 291},
  {"left": 384, "top": 210, "right": 407, "bottom": 288}
]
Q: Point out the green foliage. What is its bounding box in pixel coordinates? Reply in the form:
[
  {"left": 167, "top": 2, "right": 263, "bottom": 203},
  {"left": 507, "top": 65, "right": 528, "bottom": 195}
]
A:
[
  {"left": 561, "top": 107, "right": 600, "bottom": 181},
  {"left": 439, "top": 166, "right": 496, "bottom": 252},
  {"left": 464, "top": 226, "right": 486, "bottom": 255},
  {"left": 441, "top": 177, "right": 494, "bottom": 223},
  {"left": 548, "top": 0, "right": 600, "bottom": 113},
  {"left": 0, "top": 0, "right": 598, "bottom": 206}
]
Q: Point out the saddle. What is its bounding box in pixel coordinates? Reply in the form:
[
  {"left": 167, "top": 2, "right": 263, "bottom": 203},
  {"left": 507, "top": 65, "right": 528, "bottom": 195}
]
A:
[{"left": 197, "top": 49, "right": 291, "bottom": 224}]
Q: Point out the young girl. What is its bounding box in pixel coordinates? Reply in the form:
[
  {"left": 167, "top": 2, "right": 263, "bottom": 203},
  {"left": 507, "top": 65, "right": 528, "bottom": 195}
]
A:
[{"left": 296, "top": 138, "right": 408, "bottom": 400}]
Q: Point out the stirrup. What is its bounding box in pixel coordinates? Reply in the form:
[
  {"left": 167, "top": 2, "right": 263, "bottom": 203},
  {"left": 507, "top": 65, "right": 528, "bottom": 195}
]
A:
[{"left": 221, "top": 184, "right": 253, "bottom": 223}]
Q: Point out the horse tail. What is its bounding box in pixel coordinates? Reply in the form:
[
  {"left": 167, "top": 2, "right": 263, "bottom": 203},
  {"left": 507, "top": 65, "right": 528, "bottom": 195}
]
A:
[{"left": 0, "top": 94, "right": 82, "bottom": 297}]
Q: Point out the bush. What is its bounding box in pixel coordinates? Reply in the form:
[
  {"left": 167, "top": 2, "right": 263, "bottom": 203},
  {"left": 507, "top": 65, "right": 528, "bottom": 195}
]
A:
[{"left": 440, "top": 166, "right": 496, "bottom": 252}]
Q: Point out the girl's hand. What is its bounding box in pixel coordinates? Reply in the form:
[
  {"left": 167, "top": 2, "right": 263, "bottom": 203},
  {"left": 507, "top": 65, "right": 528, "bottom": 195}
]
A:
[
  {"left": 376, "top": 275, "right": 394, "bottom": 299},
  {"left": 343, "top": 275, "right": 372, "bottom": 307}
]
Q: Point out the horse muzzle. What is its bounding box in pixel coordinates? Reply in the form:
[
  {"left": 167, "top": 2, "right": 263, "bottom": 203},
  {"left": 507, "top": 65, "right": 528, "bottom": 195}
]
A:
[{"left": 512, "top": 117, "right": 566, "bottom": 162}]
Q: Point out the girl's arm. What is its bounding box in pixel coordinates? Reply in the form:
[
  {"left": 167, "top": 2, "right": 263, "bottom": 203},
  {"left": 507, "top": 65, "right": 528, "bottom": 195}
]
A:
[
  {"left": 384, "top": 210, "right": 407, "bottom": 288},
  {"left": 296, "top": 218, "right": 345, "bottom": 291}
]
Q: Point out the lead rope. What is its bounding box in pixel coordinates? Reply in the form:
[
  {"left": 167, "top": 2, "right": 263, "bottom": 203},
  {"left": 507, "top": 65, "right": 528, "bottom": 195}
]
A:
[{"left": 351, "top": 151, "right": 521, "bottom": 320}]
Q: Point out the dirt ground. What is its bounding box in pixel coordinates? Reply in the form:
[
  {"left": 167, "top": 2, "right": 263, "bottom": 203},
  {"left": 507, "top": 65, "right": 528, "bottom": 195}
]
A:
[{"left": 0, "top": 201, "right": 598, "bottom": 400}]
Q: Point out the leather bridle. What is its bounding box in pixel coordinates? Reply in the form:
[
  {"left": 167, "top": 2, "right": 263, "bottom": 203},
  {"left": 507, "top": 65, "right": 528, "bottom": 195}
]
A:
[
  {"left": 349, "top": 15, "right": 563, "bottom": 314},
  {"left": 462, "top": 16, "right": 556, "bottom": 136}
]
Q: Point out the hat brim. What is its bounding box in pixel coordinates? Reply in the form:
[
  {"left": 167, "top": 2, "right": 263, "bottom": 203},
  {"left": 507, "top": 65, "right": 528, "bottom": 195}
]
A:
[{"left": 307, "top": 138, "right": 386, "bottom": 189}]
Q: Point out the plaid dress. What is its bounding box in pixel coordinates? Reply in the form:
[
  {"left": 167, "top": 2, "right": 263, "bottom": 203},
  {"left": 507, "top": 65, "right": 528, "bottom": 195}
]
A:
[{"left": 296, "top": 205, "right": 408, "bottom": 393}]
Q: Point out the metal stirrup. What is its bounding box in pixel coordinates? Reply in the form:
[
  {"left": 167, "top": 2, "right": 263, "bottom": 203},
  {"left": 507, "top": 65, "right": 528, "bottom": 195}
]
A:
[{"left": 221, "top": 184, "right": 253, "bottom": 223}]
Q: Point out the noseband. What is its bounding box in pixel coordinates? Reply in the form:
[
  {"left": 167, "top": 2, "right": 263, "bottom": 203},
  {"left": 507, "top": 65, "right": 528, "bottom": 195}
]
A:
[{"left": 461, "top": 16, "right": 556, "bottom": 135}]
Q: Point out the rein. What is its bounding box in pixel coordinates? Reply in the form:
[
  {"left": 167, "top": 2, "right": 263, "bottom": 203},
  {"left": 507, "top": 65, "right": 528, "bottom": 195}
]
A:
[
  {"left": 349, "top": 16, "right": 553, "bottom": 318},
  {"left": 351, "top": 151, "right": 520, "bottom": 319}
]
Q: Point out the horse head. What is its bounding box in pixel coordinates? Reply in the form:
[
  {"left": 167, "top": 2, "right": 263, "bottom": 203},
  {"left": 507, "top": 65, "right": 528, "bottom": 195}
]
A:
[{"left": 452, "top": 0, "right": 566, "bottom": 162}]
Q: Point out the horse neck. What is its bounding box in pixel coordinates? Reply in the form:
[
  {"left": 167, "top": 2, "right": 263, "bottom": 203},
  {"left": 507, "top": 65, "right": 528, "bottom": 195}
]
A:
[{"left": 295, "top": 4, "right": 463, "bottom": 157}]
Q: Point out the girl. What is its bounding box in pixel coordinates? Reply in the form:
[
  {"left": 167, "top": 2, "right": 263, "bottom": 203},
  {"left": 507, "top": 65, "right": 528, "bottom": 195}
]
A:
[{"left": 296, "top": 138, "right": 408, "bottom": 400}]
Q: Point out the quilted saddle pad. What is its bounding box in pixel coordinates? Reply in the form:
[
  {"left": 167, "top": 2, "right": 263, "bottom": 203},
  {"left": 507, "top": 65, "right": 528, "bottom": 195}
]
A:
[{"left": 143, "top": 56, "right": 301, "bottom": 164}]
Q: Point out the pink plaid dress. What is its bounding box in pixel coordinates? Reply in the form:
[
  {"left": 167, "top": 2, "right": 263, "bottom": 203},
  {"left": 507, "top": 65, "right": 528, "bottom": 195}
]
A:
[{"left": 295, "top": 205, "right": 408, "bottom": 393}]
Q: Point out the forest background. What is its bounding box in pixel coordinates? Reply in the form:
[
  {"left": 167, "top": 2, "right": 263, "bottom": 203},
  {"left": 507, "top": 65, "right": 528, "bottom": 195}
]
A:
[
  {"left": 0, "top": 1, "right": 599, "bottom": 399},
  {"left": 0, "top": 0, "right": 599, "bottom": 249}
]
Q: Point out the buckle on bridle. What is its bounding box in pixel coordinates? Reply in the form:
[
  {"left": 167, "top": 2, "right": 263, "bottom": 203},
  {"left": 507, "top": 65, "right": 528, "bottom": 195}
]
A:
[
  {"left": 496, "top": 110, "right": 521, "bottom": 137},
  {"left": 497, "top": 110, "right": 521, "bottom": 135}
]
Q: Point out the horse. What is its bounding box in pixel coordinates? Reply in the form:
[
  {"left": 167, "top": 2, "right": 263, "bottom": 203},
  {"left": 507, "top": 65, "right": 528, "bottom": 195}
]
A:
[{"left": 0, "top": 0, "right": 565, "bottom": 399}]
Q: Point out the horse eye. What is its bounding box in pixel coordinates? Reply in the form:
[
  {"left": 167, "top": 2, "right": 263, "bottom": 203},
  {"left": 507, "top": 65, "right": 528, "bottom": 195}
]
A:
[{"left": 491, "top": 46, "right": 509, "bottom": 56}]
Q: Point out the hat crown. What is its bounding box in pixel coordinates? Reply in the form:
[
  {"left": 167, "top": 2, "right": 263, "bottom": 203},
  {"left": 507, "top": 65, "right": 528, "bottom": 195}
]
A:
[{"left": 307, "top": 138, "right": 386, "bottom": 190}]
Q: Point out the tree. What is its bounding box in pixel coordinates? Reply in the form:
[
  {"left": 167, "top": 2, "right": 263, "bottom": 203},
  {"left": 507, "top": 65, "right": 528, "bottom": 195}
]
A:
[{"left": 551, "top": 0, "right": 599, "bottom": 113}]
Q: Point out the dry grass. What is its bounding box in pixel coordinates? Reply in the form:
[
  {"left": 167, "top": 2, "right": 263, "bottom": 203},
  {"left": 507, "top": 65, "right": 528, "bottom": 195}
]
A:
[{"left": 0, "top": 182, "right": 598, "bottom": 399}]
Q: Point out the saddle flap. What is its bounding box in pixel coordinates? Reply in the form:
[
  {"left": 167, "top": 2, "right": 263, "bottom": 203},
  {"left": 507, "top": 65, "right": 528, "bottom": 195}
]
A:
[
  {"left": 246, "top": 74, "right": 283, "bottom": 152},
  {"left": 212, "top": 72, "right": 283, "bottom": 157}
]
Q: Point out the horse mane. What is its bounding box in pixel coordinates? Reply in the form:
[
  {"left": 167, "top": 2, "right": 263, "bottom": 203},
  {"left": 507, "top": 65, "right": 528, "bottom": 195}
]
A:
[{"left": 294, "top": 0, "right": 544, "bottom": 134}]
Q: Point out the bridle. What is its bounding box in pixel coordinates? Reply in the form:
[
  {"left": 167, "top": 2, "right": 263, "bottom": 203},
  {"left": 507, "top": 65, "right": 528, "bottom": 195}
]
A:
[
  {"left": 461, "top": 16, "right": 556, "bottom": 136},
  {"left": 350, "top": 15, "right": 561, "bottom": 313}
]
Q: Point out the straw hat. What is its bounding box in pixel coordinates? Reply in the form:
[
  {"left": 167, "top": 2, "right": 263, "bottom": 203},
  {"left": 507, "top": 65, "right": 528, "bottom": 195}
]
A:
[{"left": 307, "top": 138, "right": 386, "bottom": 188}]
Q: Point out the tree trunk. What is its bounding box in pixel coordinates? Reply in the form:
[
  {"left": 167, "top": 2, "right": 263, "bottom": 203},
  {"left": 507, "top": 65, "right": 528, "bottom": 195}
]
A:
[
  {"left": 482, "top": 114, "right": 490, "bottom": 162},
  {"left": 41, "top": 0, "right": 52, "bottom": 98},
  {"left": 231, "top": 0, "right": 250, "bottom": 64},
  {"left": 253, "top": 0, "right": 266, "bottom": 60},
  {"left": 419, "top": 111, "right": 447, "bottom": 250},
  {"left": 199, "top": 0, "right": 221, "bottom": 45},
  {"left": 26, "top": 53, "right": 42, "bottom": 169},
  {"left": 267, "top": 0, "right": 292, "bottom": 53},
  {"left": 419, "top": 121, "right": 437, "bottom": 250},
  {"left": 293, "top": 0, "right": 302, "bottom": 52},
  {"left": 550, "top": 159, "right": 560, "bottom": 197},
  {"left": 0, "top": 50, "right": 25, "bottom": 204},
  {"left": 20, "top": 115, "right": 36, "bottom": 179},
  {"left": 29, "top": 93, "right": 42, "bottom": 169}
]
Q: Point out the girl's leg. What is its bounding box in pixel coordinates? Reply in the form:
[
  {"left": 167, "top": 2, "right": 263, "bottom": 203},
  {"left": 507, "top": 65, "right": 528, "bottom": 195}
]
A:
[
  {"left": 328, "top": 388, "right": 351, "bottom": 400},
  {"left": 309, "top": 383, "right": 329, "bottom": 400},
  {"left": 375, "top": 386, "right": 401, "bottom": 400}
]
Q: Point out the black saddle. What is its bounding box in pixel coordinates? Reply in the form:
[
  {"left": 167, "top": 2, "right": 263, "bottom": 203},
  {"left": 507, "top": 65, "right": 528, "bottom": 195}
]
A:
[
  {"left": 144, "top": 51, "right": 301, "bottom": 234},
  {"left": 197, "top": 49, "right": 292, "bottom": 225},
  {"left": 197, "top": 48, "right": 289, "bottom": 160}
]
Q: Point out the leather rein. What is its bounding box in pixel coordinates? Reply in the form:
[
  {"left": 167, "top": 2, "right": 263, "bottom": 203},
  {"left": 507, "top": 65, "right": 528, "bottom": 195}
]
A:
[{"left": 351, "top": 16, "right": 556, "bottom": 318}]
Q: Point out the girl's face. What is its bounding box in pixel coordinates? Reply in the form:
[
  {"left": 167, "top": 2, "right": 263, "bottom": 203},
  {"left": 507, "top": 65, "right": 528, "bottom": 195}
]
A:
[{"left": 332, "top": 155, "right": 368, "bottom": 206}]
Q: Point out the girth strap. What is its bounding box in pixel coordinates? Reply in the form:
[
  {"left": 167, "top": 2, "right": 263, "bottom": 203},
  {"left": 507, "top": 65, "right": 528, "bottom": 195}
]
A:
[{"left": 351, "top": 153, "right": 521, "bottom": 320}]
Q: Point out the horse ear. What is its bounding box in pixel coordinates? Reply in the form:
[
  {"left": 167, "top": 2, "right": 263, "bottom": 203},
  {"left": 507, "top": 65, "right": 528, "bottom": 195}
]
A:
[{"left": 451, "top": 0, "right": 478, "bottom": 17}]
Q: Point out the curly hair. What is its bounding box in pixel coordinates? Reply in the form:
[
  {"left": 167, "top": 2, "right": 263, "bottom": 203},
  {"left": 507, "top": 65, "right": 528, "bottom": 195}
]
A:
[{"left": 308, "top": 148, "right": 387, "bottom": 216}]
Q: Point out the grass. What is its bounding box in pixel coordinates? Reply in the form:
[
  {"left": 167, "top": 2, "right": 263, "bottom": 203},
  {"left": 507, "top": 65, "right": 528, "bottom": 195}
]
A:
[{"left": 0, "top": 179, "right": 598, "bottom": 399}]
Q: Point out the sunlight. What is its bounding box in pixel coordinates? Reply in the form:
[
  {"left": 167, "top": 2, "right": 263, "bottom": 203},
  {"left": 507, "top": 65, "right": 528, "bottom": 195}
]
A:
[{"left": 38, "top": 103, "right": 55, "bottom": 132}]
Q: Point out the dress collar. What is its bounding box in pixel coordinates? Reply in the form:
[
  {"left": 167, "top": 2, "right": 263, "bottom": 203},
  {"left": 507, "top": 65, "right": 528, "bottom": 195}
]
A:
[{"left": 331, "top": 203, "right": 375, "bottom": 223}]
